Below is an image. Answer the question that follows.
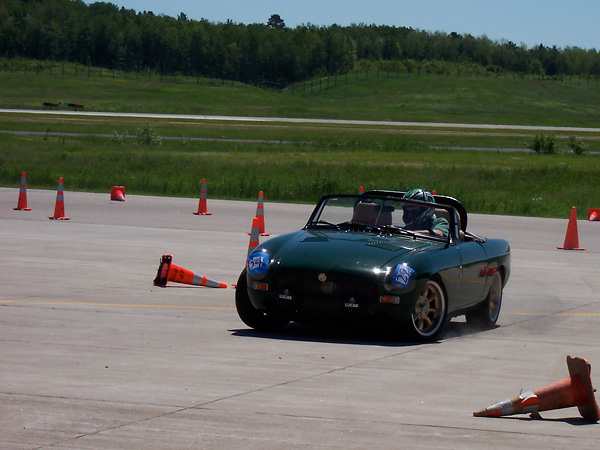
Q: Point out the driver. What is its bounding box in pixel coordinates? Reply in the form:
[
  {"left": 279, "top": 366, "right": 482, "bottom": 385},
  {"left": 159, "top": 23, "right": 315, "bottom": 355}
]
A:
[{"left": 402, "top": 188, "right": 449, "bottom": 237}]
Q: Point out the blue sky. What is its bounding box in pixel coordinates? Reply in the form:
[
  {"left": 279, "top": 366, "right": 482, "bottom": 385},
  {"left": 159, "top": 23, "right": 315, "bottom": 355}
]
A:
[{"left": 98, "top": 0, "right": 598, "bottom": 50}]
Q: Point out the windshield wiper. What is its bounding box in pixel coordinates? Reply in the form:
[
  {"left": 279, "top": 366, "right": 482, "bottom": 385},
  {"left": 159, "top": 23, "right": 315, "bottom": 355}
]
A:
[
  {"left": 376, "top": 224, "right": 406, "bottom": 235},
  {"left": 348, "top": 223, "right": 383, "bottom": 233},
  {"left": 313, "top": 220, "right": 341, "bottom": 230}
]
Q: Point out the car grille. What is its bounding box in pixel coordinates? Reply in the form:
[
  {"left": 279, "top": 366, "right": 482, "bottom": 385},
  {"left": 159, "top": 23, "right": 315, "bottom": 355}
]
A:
[{"left": 271, "top": 270, "right": 379, "bottom": 314}]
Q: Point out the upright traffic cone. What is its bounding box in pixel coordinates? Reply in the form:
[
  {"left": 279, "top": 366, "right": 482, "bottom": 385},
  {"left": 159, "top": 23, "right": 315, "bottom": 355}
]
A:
[
  {"left": 153, "top": 255, "right": 227, "bottom": 288},
  {"left": 359, "top": 186, "right": 364, "bottom": 194},
  {"left": 474, "top": 356, "right": 600, "bottom": 421},
  {"left": 193, "top": 178, "right": 212, "bottom": 215},
  {"left": 557, "top": 206, "right": 584, "bottom": 250},
  {"left": 247, "top": 217, "right": 260, "bottom": 256},
  {"left": 254, "top": 191, "right": 270, "bottom": 236},
  {"left": 48, "top": 177, "right": 70, "bottom": 220},
  {"left": 110, "top": 186, "right": 126, "bottom": 202},
  {"left": 13, "top": 171, "right": 32, "bottom": 211},
  {"left": 588, "top": 208, "right": 600, "bottom": 221}
]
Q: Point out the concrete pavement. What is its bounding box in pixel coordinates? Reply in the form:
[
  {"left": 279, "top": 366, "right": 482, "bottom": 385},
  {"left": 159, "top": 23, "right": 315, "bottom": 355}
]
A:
[{"left": 1, "top": 187, "right": 600, "bottom": 449}]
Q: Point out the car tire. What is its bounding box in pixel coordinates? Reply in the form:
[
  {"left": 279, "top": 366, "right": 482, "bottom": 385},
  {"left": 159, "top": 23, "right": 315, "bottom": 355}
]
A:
[
  {"left": 407, "top": 278, "right": 448, "bottom": 341},
  {"left": 466, "top": 270, "right": 503, "bottom": 328},
  {"left": 235, "top": 269, "right": 290, "bottom": 331}
]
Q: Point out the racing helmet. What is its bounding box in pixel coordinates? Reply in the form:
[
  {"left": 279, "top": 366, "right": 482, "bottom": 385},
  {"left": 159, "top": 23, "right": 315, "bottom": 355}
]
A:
[{"left": 402, "top": 188, "right": 435, "bottom": 226}]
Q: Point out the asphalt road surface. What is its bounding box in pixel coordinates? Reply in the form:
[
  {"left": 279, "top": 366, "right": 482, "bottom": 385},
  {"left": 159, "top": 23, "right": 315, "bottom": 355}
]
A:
[{"left": 2, "top": 187, "right": 600, "bottom": 449}]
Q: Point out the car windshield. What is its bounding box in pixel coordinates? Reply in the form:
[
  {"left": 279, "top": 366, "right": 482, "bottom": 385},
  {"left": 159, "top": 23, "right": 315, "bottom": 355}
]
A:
[{"left": 306, "top": 195, "right": 450, "bottom": 241}]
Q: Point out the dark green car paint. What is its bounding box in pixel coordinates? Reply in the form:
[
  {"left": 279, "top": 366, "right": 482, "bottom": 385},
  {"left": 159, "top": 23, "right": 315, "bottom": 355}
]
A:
[{"left": 241, "top": 192, "right": 511, "bottom": 335}]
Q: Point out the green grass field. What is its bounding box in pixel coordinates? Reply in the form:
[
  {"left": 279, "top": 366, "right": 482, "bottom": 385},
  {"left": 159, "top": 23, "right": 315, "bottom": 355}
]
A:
[
  {"left": 1, "top": 66, "right": 599, "bottom": 218},
  {"left": 2, "top": 68, "right": 600, "bottom": 126}
]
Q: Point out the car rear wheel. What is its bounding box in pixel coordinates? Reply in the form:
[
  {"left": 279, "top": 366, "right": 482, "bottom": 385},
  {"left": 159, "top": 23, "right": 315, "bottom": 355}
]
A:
[
  {"left": 408, "top": 279, "right": 447, "bottom": 341},
  {"left": 466, "top": 270, "right": 503, "bottom": 328},
  {"left": 235, "top": 269, "right": 290, "bottom": 331}
]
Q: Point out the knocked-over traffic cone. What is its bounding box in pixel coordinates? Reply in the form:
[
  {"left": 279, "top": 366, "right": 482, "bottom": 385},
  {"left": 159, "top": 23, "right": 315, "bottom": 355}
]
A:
[
  {"left": 474, "top": 356, "right": 600, "bottom": 421},
  {"left": 557, "top": 206, "right": 584, "bottom": 250},
  {"left": 247, "top": 217, "right": 260, "bottom": 256},
  {"left": 48, "top": 177, "right": 70, "bottom": 220},
  {"left": 14, "top": 171, "right": 32, "bottom": 211},
  {"left": 193, "top": 179, "right": 212, "bottom": 215},
  {"left": 110, "top": 186, "right": 126, "bottom": 202},
  {"left": 255, "top": 191, "right": 270, "bottom": 236},
  {"left": 153, "top": 255, "right": 227, "bottom": 288},
  {"left": 588, "top": 208, "right": 600, "bottom": 221}
]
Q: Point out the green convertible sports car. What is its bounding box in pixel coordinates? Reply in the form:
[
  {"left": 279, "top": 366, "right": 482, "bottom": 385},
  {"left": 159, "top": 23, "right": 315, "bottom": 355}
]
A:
[{"left": 236, "top": 190, "right": 510, "bottom": 341}]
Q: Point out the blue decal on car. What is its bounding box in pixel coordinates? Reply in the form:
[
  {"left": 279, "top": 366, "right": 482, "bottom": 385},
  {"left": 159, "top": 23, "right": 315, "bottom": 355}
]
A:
[
  {"left": 392, "top": 264, "right": 414, "bottom": 288},
  {"left": 247, "top": 251, "right": 270, "bottom": 276}
]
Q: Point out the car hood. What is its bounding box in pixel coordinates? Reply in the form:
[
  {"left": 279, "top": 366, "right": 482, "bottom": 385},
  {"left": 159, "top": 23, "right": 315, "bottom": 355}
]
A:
[{"left": 268, "top": 229, "right": 442, "bottom": 274}]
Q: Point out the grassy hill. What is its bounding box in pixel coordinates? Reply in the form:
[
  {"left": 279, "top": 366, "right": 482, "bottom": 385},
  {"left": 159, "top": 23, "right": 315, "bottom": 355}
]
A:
[
  {"left": 1, "top": 67, "right": 600, "bottom": 127},
  {"left": 1, "top": 66, "right": 599, "bottom": 218}
]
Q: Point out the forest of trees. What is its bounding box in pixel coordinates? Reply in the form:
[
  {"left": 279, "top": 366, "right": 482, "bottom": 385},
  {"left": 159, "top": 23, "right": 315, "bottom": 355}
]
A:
[{"left": 1, "top": 0, "right": 599, "bottom": 87}]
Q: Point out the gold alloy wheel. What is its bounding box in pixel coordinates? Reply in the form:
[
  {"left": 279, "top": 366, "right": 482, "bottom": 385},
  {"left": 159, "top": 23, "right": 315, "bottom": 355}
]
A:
[{"left": 412, "top": 280, "right": 446, "bottom": 337}]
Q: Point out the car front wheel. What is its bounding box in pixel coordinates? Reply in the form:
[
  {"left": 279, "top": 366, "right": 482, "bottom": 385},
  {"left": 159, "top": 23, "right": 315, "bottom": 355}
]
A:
[
  {"left": 235, "top": 269, "right": 290, "bottom": 331},
  {"left": 408, "top": 279, "right": 447, "bottom": 341}
]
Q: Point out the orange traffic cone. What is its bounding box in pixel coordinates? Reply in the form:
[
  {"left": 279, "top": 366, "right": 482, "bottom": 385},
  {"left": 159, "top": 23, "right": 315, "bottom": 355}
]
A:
[
  {"left": 247, "top": 217, "right": 260, "bottom": 256},
  {"left": 557, "top": 206, "right": 584, "bottom": 250},
  {"left": 588, "top": 208, "right": 600, "bottom": 221},
  {"left": 14, "top": 171, "right": 32, "bottom": 211},
  {"left": 253, "top": 191, "right": 270, "bottom": 236},
  {"left": 193, "top": 178, "right": 212, "bottom": 215},
  {"left": 110, "top": 186, "right": 126, "bottom": 201},
  {"left": 359, "top": 186, "right": 364, "bottom": 194},
  {"left": 153, "top": 255, "right": 227, "bottom": 288},
  {"left": 48, "top": 177, "right": 70, "bottom": 220},
  {"left": 474, "top": 356, "right": 600, "bottom": 421}
]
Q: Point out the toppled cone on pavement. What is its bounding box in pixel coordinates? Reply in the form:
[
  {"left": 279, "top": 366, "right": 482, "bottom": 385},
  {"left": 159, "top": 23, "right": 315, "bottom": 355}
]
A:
[
  {"left": 111, "top": 186, "right": 126, "bottom": 201},
  {"left": 473, "top": 356, "right": 600, "bottom": 421},
  {"left": 153, "top": 254, "right": 227, "bottom": 288}
]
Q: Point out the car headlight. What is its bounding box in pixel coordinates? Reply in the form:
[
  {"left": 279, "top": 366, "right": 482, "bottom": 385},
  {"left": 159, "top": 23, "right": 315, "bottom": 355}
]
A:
[
  {"left": 247, "top": 251, "right": 271, "bottom": 278},
  {"left": 384, "top": 263, "right": 415, "bottom": 291}
]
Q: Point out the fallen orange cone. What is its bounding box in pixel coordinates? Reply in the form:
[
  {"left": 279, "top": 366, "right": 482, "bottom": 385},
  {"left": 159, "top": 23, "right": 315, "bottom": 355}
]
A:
[
  {"left": 153, "top": 254, "right": 227, "bottom": 288},
  {"left": 48, "top": 177, "right": 70, "bottom": 220},
  {"left": 110, "top": 186, "right": 126, "bottom": 201},
  {"left": 557, "top": 206, "right": 584, "bottom": 250},
  {"left": 14, "top": 171, "right": 32, "bottom": 211},
  {"left": 474, "top": 356, "right": 600, "bottom": 421},
  {"left": 193, "top": 178, "right": 212, "bottom": 215},
  {"left": 588, "top": 208, "right": 600, "bottom": 221}
]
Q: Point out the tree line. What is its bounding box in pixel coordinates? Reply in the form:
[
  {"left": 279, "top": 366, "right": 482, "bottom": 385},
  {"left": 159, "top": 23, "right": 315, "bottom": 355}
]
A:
[{"left": 1, "top": 0, "right": 599, "bottom": 87}]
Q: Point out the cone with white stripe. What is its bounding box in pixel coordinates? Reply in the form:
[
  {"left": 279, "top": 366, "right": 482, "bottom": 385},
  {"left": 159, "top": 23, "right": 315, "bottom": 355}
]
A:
[
  {"left": 111, "top": 186, "right": 126, "bottom": 201},
  {"left": 153, "top": 254, "right": 227, "bottom": 288},
  {"left": 247, "top": 217, "right": 260, "bottom": 256},
  {"left": 193, "top": 178, "right": 212, "bottom": 215},
  {"left": 255, "top": 190, "right": 270, "bottom": 236},
  {"left": 473, "top": 356, "right": 600, "bottom": 421},
  {"left": 14, "top": 172, "right": 32, "bottom": 211},
  {"left": 48, "top": 177, "right": 70, "bottom": 220}
]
